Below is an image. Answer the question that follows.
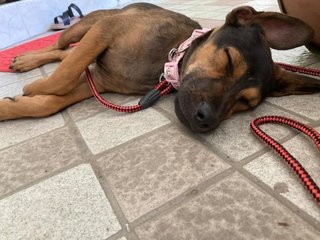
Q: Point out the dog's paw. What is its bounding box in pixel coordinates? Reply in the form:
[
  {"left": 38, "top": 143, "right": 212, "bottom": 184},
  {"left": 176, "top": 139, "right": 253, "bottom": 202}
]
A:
[{"left": 10, "top": 54, "right": 41, "bottom": 72}]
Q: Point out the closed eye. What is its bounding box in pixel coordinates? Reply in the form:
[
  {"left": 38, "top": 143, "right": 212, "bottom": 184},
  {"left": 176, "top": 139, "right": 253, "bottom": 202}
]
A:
[
  {"left": 239, "top": 96, "right": 250, "bottom": 106},
  {"left": 224, "top": 48, "right": 233, "bottom": 76}
]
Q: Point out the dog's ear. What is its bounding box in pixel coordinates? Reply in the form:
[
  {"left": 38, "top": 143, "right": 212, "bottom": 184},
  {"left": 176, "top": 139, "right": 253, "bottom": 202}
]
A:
[
  {"left": 270, "top": 64, "right": 320, "bottom": 97},
  {"left": 226, "top": 6, "right": 314, "bottom": 50}
]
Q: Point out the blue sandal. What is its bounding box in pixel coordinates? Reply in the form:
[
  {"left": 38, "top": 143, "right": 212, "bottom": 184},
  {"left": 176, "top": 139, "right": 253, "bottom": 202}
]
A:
[{"left": 50, "top": 3, "right": 84, "bottom": 30}]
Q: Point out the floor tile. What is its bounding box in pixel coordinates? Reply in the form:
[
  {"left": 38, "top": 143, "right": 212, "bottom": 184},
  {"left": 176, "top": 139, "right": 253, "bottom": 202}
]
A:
[
  {"left": 97, "top": 126, "right": 229, "bottom": 221},
  {"left": 155, "top": 94, "right": 176, "bottom": 116},
  {"left": 194, "top": 18, "right": 224, "bottom": 29},
  {"left": 0, "top": 113, "right": 64, "bottom": 150},
  {"left": 136, "top": 173, "right": 320, "bottom": 240},
  {"left": 0, "top": 75, "right": 41, "bottom": 99},
  {"left": 308, "top": 62, "right": 320, "bottom": 69},
  {"left": 267, "top": 94, "right": 320, "bottom": 121},
  {"left": 67, "top": 94, "right": 139, "bottom": 121},
  {"left": 251, "top": 102, "right": 307, "bottom": 135},
  {"left": 0, "top": 70, "right": 42, "bottom": 89},
  {"left": 205, "top": 0, "right": 248, "bottom": 6},
  {"left": 0, "top": 164, "right": 121, "bottom": 240},
  {"left": 76, "top": 106, "right": 170, "bottom": 154},
  {"left": 272, "top": 47, "right": 320, "bottom": 67},
  {"left": 0, "top": 127, "right": 83, "bottom": 197},
  {"left": 0, "top": 69, "right": 42, "bottom": 99},
  {"left": 245, "top": 128, "right": 320, "bottom": 221},
  {"left": 201, "top": 102, "right": 304, "bottom": 161},
  {"left": 201, "top": 112, "right": 258, "bottom": 161},
  {"left": 243, "top": 0, "right": 280, "bottom": 11}
]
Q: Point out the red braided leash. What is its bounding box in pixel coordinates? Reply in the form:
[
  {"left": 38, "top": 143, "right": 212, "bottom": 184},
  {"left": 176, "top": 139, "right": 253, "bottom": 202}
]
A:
[
  {"left": 276, "top": 62, "right": 320, "bottom": 77},
  {"left": 251, "top": 63, "right": 320, "bottom": 206},
  {"left": 85, "top": 68, "right": 173, "bottom": 113},
  {"left": 250, "top": 116, "right": 320, "bottom": 206}
]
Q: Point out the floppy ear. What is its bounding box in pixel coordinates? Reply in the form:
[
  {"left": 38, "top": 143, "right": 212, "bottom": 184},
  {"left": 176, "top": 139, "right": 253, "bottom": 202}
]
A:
[
  {"left": 226, "top": 6, "right": 315, "bottom": 49},
  {"left": 270, "top": 64, "right": 320, "bottom": 97}
]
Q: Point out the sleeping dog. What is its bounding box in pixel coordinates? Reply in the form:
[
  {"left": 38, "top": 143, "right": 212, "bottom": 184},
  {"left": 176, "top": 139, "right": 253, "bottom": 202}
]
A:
[{"left": 5, "top": 3, "right": 320, "bottom": 132}]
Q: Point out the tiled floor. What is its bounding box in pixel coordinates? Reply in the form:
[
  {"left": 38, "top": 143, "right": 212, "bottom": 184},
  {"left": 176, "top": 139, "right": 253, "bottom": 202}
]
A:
[{"left": 1, "top": 0, "right": 320, "bottom": 239}]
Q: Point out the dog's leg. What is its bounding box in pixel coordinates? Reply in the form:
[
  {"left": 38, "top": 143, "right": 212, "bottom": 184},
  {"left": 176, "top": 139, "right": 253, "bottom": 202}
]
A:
[
  {"left": 23, "top": 17, "right": 118, "bottom": 97},
  {"left": 10, "top": 9, "right": 119, "bottom": 72},
  {"left": 0, "top": 72, "right": 102, "bottom": 121}
]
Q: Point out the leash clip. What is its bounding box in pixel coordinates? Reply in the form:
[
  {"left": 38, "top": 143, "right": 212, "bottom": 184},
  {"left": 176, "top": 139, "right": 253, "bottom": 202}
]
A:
[
  {"left": 159, "top": 72, "right": 165, "bottom": 83},
  {"left": 168, "top": 48, "right": 177, "bottom": 61}
]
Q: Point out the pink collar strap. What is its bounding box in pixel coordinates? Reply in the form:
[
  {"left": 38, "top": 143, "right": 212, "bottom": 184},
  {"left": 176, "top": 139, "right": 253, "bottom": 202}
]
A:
[{"left": 163, "top": 28, "right": 212, "bottom": 89}]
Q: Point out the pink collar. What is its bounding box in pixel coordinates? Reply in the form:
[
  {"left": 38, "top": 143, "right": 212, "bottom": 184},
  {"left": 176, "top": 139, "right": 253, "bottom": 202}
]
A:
[{"left": 163, "top": 28, "right": 212, "bottom": 89}]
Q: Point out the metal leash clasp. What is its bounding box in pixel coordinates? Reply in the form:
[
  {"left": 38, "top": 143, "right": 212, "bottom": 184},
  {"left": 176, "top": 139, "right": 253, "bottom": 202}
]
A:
[
  {"left": 168, "top": 48, "right": 177, "bottom": 61},
  {"left": 159, "top": 72, "right": 165, "bottom": 83}
]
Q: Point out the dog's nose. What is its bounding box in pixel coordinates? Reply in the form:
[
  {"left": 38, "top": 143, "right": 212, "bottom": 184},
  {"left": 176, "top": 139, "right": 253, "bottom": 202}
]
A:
[{"left": 194, "top": 101, "right": 217, "bottom": 131}]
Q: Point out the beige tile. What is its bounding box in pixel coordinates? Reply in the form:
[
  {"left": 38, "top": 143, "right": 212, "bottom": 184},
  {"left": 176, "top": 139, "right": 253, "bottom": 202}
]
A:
[
  {"left": 67, "top": 94, "right": 140, "bottom": 121},
  {"left": 201, "top": 112, "right": 258, "bottom": 161},
  {"left": 76, "top": 106, "right": 170, "bottom": 154},
  {"left": 245, "top": 127, "right": 320, "bottom": 221},
  {"left": 97, "top": 126, "right": 229, "bottom": 221},
  {"left": 0, "top": 164, "right": 121, "bottom": 240},
  {"left": 136, "top": 173, "right": 320, "bottom": 240},
  {"left": 0, "top": 113, "right": 65, "bottom": 150},
  {"left": 272, "top": 47, "right": 320, "bottom": 67},
  {"left": 252, "top": 102, "right": 307, "bottom": 135},
  {"left": 155, "top": 93, "right": 176, "bottom": 116},
  {"left": 194, "top": 18, "right": 224, "bottom": 29},
  {"left": 308, "top": 62, "right": 320, "bottom": 69},
  {"left": 248, "top": 0, "right": 279, "bottom": 6},
  {"left": 204, "top": 0, "right": 248, "bottom": 6},
  {"left": 267, "top": 94, "right": 320, "bottom": 121},
  {"left": 0, "top": 69, "right": 42, "bottom": 87},
  {"left": 0, "top": 127, "right": 83, "bottom": 197},
  {"left": 0, "top": 77, "right": 37, "bottom": 99}
]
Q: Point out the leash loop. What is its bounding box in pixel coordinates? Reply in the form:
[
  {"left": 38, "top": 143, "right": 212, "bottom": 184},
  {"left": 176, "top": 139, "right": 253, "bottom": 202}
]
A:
[
  {"left": 250, "top": 116, "right": 320, "bottom": 206},
  {"left": 251, "top": 62, "right": 320, "bottom": 206}
]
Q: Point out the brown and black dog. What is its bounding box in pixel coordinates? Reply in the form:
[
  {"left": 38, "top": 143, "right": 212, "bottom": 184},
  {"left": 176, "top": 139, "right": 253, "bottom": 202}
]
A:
[{"left": 3, "top": 3, "right": 320, "bottom": 132}]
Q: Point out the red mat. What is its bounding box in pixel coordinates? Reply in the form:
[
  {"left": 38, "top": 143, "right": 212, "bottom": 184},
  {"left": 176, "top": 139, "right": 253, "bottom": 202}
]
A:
[{"left": 0, "top": 32, "right": 62, "bottom": 72}]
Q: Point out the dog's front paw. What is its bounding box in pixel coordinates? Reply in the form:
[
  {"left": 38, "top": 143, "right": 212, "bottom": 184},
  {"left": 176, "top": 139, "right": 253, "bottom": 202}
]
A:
[{"left": 10, "top": 54, "right": 41, "bottom": 72}]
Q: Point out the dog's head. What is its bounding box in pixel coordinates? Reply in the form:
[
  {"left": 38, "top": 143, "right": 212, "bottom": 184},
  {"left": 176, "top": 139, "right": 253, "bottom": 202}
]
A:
[{"left": 175, "top": 6, "right": 318, "bottom": 133}]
